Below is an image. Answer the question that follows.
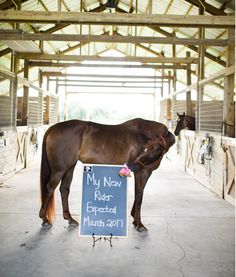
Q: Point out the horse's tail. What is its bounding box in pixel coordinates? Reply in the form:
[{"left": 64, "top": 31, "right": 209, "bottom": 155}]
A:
[{"left": 40, "top": 127, "right": 55, "bottom": 224}]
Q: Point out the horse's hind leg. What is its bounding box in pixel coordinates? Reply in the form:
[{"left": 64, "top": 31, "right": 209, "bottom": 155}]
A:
[
  {"left": 60, "top": 163, "right": 78, "bottom": 225},
  {"left": 39, "top": 171, "right": 64, "bottom": 226}
]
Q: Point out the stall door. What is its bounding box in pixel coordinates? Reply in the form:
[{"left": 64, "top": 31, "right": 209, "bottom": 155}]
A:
[
  {"left": 224, "top": 145, "right": 235, "bottom": 206},
  {"left": 16, "top": 131, "right": 27, "bottom": 171},
  {"left": 185, "top": 132, "right": 196, "bottom": 175}
]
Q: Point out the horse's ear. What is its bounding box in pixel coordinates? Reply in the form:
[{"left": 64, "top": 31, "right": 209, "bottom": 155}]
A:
[
  {"left": 177, "top": 112, "right": 180, "bottom": 116},
  {"left": 183, "top": 112, "right": 185, "bottom": 116}
]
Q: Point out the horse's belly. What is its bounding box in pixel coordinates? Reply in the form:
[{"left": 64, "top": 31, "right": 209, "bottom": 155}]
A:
[{"left": 79, "top": 147, "right": 129, "bottom": 165}]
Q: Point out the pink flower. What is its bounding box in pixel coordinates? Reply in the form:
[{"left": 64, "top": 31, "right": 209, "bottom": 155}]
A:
[{"left": 119, "top": 165, "right": 131, "bottom": 177}]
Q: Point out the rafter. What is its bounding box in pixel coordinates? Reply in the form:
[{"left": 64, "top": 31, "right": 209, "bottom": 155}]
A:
[
  {"left": 183, "top": 0, "right": 227, "bottom": 15},
  {"left": 0, "top": 48, "right": 11, "bottom": 57},
  {"left": 16, "top": 53, "right": 198, "bottom": 64},
  {"left": 0, "top": 0, "right": 28, "bottom": 10},
  {"left": 0, "top": 11, "right": 234, "bottom": 28},
  {"left": 150, "top": 26, "right": 226, "bottom": 67},
  {"left": 28, "top": 61, "right": 187, "bottom": 70},
  {"left": 41, "top": 72, "right": 173, "bottom": 79},
  {"left": 0, "top": 30, "right": 228, "bottom": 46}
]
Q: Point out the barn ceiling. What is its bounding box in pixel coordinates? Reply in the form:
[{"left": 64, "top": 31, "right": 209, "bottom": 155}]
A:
[{"left": 0, "top": 0, "right": 235, "bottom": 98}]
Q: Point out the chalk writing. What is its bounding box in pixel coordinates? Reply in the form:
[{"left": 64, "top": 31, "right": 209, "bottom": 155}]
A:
[{"left": 80, "top": 165, "right": 128, "bottom": 237}]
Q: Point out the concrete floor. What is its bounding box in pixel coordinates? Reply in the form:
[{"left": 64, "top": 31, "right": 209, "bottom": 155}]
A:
[{"left": 0, "top": 153, "right": 234, "bottom": 277}]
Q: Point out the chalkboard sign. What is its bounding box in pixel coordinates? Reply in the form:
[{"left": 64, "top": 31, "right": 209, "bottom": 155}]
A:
[{"left": 79, "top": 164, "right": 128, "bottom": 237}]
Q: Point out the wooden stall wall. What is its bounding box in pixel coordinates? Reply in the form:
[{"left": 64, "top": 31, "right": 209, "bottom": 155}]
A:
[
  {"left": 197, "top": 100, "right": 224, "bottom": 133},
  {"left": 0, "top": 130, "right": 18, "bottom": 181},
  {"left": 159, "top": 98, "right": 172, "bottom": 126},
  {"left": 178, "top": 130, "right": 235, "bottom": 205},
  {"left": 0, "top": 127, "right": 45, "bottom": 182},
  {"left": 171, "top": 99, "right": 196, "bottom": 129},
  {"left": 178, "top": 130, "right": 196, "bottom": 176},
  {"left": 222, "top": 138, "right": 235, "bottom": 205}
]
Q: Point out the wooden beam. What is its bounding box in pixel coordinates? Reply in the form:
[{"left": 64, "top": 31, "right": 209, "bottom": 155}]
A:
[
  {"left": 150, "top": 26, "right": 226, "bottom": 67},
  {"left": 224, "top": 28, "right": 235, "bottom": 137},
  {"left": 28, "top": 61, "right": 187, "bottom": 69},
  {"left": 0, "top": 48, "right": 12, "bottom": 57},
  {"left": 44, "top": 95, "right": 50, "bottom": 124},
  {"left": 50, "top": 79, "right": 168, "bottom": 84},
  {"left": 21, "top": 60, "right": 29, "bottom": 126},
  {"left": 197, "top": 1, "right": 205, "bottom": 130},
  {"left": 186, "top": 51, "right": 192, "bottom": 116},
  {"left": 0, "top": 11, "right": 234, "bottom": 28},
  {"left": 198, "top": 65, "right": 235, "bottom": 87},
  {"left": 0, "top": 69, "right": 16, "bottom": 80},
  {"left": 171, "top": 65, "right": 235, "bottom": 97},
  {"left": 0, "top": 0, "right": 28, "bottom": 10},
  {"left": 43, "top": 72, "right": 173, "bottom": 79},
  {"left": 58, "top": 83, "right": 162, "bottom": 89},
  {"left": 0, "top": 30, "right": 228, "bottom": 46},
  {"left": 17, "top": 53, "right": 198, "bottom": 64},
  {"left": 66, "top": 91, "right": 155, "bottom": 95}
]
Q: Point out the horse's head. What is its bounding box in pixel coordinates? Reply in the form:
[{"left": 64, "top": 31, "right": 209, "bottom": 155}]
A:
[
  {"left": 128, "top": 136, "right": 167, "bottom": 172},
  {"left": 174, "top": 112, "right": 187, "bottom": 136},
  {"left": 174, "top": 112, "right": 196, "bottom": 136}
]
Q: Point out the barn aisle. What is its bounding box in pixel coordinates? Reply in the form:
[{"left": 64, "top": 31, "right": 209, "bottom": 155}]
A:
[{"left": 0, "top": 153, "right": 234, "bottom": 277}]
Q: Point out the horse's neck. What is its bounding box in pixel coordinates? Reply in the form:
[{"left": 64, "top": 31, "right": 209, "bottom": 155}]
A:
[{"left": 186, "top": 116, "right": 195, "bottom": 129}]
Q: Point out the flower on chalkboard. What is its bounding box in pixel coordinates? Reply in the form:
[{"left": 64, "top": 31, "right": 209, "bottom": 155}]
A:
[{"left": 119, "top": 164, "right": 131, "bottom": 177}]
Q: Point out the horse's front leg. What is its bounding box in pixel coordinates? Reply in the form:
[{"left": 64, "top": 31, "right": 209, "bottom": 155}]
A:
[
  {"left": 132, "top": 169, "right": 152, "bottom": 232},
  {"left": 60, "top": 163, "right": 78, "bottom": 225}
]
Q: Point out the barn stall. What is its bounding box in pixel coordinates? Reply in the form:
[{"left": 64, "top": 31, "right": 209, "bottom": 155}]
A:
[
  {"left": 159, "top": 45, "right": 235, "bottom": 204},
  {"left": 0, "top": 1, "right": 235, "bottom": 277}
]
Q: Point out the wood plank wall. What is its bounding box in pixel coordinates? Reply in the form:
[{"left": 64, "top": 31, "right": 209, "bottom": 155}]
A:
[
  {"left": 0, "top": 126, "right": 45, "bottom": 183},
  {"left": 178, "top": 130, "right": 235, "bottom": 204},
  {"left": 0, "top": 130, "right": 18, "bottom": 179}
]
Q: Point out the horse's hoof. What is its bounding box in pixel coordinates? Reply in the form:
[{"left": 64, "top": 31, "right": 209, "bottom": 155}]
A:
[
  {"left": 41, "top": 221, "right": 52, "bottom": 228},
  {"left": 69, "top": 219, "right": 79, "bottom": 226},
  {"left": 137, "top": 226, "right": 148, "bottom": 232}
]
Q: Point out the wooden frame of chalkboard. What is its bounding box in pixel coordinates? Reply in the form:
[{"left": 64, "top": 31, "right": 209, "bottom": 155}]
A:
[{"left": 79, "top": 164, "right": 128, "bottom": 238}]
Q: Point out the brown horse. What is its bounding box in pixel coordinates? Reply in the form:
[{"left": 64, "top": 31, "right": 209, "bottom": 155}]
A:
[
  {"left": 39, "top": 118, "right": 175, "bottom": 232},
  {"left": 174, "top": 112, "right": 195, "bottom": 136}
]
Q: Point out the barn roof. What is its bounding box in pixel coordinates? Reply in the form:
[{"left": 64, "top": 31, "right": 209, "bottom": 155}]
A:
[{"left": 0, "top": 0, "right": 235, "bottom": 99}]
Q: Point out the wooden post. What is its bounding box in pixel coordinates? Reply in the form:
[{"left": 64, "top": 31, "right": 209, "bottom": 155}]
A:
[
  {"left": 172, "top": 43, "right": 177, "bottom": 122},
  {"left": 55, "top": 78, "right": 59, "bottom": 94},
  {"left": 44, "top": 95, "right": 50, "bottom": 124},
  {"left": 149, "top": 0, "right": 153, "bottom": 14},
  {"left": 161, "top": 68, "right": 164, "bottom": 98},
  {"left": 186, "top": 51, "right": 192, "bottom": 116},
  {"left": 224, "top": 27, "right": 235, "bottom": 137},
  {"left": 197, "top": 1, "right": 205, "bottom": 131},
  {"left": 21, "top": 60, "right": 29, "bottom": 126},
  {"left": 168, "top": 70, "right": 171, "bottom": 97},
  {"left": 9, "top": 0, "right": 21, "bottom": 127},
  {"left": 10, "top": 52, "right": 18, "bottom": 128},
  {"left": 64, "top": 91, "right": 68, "bottom": 121},
  {"left": 39, "top": 69, "right": 43, "bottom": 88},
  {"left": 167, "top": 71, "right": 172, "bottom": 121},
  {"left": 46, "top": 76, "right": 49, "bottom": 91},
  {"left": 172, "top": 43, "right": 177, "bottom": 92},
  {"left": 58, "top": 0, "right": 61, "bottom": 12}
]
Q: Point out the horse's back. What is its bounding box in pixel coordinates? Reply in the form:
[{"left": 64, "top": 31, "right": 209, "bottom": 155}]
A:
[{"left": 44, "top": 119, "right": 146, "bottom": 167}]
